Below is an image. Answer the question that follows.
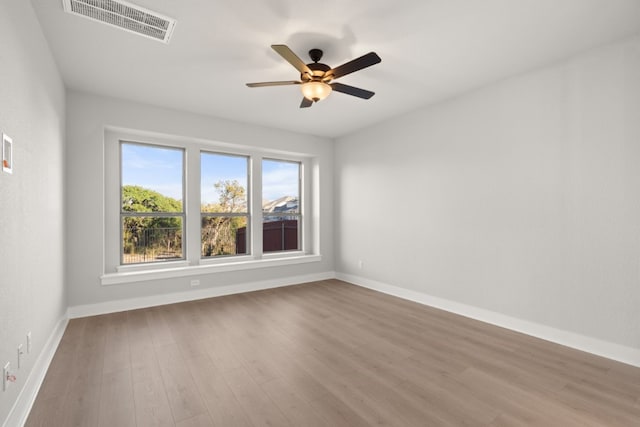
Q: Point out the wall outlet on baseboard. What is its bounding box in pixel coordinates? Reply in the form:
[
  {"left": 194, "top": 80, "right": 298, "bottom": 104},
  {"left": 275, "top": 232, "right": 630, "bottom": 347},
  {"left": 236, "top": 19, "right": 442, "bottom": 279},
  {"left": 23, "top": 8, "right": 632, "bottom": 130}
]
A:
[
  {"left": 27, "top": 331, "right": 32, "bottom": 353},
  {"left": 358, "top": 259, "right": 364, "bottom": 269},
  {"left": 190, "top": 279, "right": 200, "bottom": 287},
  {"left": 17, "top": 344, "right": 23, "bottom": 369},
  {"left": 3, "top": 362, "right": 13, "bottom": 391}
]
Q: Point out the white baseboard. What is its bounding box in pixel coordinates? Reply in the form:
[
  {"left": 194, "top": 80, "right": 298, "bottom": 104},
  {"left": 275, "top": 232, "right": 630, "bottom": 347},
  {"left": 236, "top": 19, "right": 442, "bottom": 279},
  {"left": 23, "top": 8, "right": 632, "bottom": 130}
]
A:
[
  {"left": 336, "top": 272, "right": 640, "bottom": 368},
  {"left": 3, "top": 315, "right": 69, "bottom": 427},
  {"left": 68, "top": 271, "right": 336, "bottom": 318}
]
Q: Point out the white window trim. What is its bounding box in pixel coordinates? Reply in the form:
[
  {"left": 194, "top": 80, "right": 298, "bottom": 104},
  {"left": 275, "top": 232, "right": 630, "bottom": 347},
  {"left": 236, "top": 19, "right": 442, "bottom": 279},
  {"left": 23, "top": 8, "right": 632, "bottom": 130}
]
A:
[{"left": 102, "top": 128, "right": 319, "bottom": 286}]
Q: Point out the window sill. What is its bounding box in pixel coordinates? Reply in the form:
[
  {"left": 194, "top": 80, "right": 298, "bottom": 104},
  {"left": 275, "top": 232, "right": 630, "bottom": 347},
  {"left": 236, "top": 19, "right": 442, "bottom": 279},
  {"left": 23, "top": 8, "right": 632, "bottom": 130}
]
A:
[
  {"left": 116, "top": 260, "right": 190, "bottom": 273},
  {"left": 100, "top": 254, "right": 322, "bottom": 286}
]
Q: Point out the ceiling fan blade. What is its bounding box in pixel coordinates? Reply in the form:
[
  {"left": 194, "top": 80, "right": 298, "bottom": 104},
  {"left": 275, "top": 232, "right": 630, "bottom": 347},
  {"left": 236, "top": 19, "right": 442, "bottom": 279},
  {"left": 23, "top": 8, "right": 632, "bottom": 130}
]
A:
[
  {"left": 246, "top": 81, "right": 301, "bottom": 87},
  {"left": 328, "top": 52, "right": 381, "bottom": 80},
  {"left": 271, "top": 45, "right": 312, "bottom": 76},
  {"left": 300, "top": 97, "right": 313, "bottom": 108},
  {"left": 330, "top": 82, "right": 375, "bottom": 99}
]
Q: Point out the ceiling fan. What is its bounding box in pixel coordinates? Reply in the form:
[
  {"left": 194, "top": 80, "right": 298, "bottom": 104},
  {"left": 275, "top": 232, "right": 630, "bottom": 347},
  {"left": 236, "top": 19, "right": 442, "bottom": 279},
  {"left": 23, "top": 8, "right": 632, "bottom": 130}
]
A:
[{"left": 246, "top": 44, "right": 382, "bottom": 108}]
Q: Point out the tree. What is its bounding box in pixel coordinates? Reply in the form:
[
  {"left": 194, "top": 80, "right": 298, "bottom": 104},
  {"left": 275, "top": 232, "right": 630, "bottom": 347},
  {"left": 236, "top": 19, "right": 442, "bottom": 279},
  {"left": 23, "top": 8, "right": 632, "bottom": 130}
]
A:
[
  {"left": 121, "top": 185, "right": 182, "bottom": 259},
  {"left": 122, "top": 185, "right": 182, "bottom": 213},
  {"left": 201, "top": 180, "right": 246, "bottom": 256}
]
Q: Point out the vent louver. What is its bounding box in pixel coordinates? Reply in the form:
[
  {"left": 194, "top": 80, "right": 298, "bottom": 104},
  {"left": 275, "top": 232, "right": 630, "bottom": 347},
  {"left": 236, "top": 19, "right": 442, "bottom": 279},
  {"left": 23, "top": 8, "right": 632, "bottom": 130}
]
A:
[{"left": 62, "top": 0, "right": 176, "bottom": 43}]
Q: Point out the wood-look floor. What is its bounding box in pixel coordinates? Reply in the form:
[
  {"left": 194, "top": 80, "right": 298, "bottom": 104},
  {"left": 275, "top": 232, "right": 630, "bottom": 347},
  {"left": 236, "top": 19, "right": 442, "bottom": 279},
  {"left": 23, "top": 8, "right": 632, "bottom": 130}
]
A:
[{"left": 26, "top": 280, "right": 640, "bottom": 426}]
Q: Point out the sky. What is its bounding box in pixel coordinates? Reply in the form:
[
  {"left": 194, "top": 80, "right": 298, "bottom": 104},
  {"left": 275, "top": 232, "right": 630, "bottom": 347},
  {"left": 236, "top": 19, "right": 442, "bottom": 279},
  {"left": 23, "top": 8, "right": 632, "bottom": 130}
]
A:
[{"left": 121, "top": 143, "right": 299, "bottom": 204}]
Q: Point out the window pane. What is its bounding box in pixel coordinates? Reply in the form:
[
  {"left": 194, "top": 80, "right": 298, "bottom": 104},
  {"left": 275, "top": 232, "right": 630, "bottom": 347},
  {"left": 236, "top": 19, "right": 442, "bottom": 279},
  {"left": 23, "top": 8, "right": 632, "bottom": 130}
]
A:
[
  {"left": 262, "top": 159, "right": 300, "bottom": 253},
  {"left": 122, "top": 216, "right": 183, "bottom": 264},
  {"left": 121, "top": 143, "right": 183, "bottom": 212},
  {"left": 201, "top": 215, "right": 248, "bottom": 257},
  {"left": 262, "top": 159, "right": 299, "bottom": 214},
  {"left": 262, "top": 217, "right": 299, "bottom": 252},
  {"left": 201, "top": 152, "right": 248, "bottom": 213},
  {"left": 201, "top": 152, "right": 249, "bottom": 258}
]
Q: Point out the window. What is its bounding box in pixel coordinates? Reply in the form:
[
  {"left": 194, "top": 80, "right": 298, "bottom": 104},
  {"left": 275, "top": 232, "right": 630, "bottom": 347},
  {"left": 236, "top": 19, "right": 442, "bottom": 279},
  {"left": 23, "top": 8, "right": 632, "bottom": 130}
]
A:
[
  {"left": 103, "top": 130, "right": 319, "bottom": 283},
  {"left": 262, "top": 159, "right": 301, "bottom": 252},
  {"left": 120, "top": 142, "right": 184, "bottom": 265},
  {"left": 201, "top": 152, "right": 249, "bottom": 257}
]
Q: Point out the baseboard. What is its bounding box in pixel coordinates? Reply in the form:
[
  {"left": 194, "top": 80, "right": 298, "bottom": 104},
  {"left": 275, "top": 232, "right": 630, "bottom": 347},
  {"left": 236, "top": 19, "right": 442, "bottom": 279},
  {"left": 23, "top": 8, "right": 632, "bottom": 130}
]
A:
[
  {"left": 3, "top": 314, "right": 69, "bottom": 427},
  {"left": 336, "top": 272, "right": 640, "bottom": 368},
  {"left": 68, "top": 271, "right": 336, "bottom": 318}
]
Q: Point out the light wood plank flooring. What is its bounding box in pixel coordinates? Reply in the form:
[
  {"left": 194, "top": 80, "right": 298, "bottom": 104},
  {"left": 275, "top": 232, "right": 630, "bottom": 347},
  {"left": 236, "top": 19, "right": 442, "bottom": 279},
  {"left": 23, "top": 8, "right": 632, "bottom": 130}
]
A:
[{"left": 26, "top": 280, "right": 640, "bottom": 426}]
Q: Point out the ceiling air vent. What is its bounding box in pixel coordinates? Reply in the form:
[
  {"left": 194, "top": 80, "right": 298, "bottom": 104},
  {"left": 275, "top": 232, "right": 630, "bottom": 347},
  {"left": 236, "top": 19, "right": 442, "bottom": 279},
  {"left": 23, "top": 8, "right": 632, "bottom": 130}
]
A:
[{"left": 62, "top": 0, "right": 176, "bottom": 43}]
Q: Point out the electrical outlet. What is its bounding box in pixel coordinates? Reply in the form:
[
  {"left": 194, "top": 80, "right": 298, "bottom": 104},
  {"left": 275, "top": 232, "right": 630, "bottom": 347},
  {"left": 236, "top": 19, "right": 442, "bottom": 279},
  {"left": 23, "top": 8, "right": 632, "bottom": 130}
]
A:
[
  {"left": 17, "top": 345, "right": 23, "bottom": 369},
  {"left": 190, "top": 279, "right": 200, "bottom": 287},
  {"left": 27, "top": 332, "right": 31, "bottom": 354},
  {"left": 3, "top": 362, "right": 14, "bottom": 391},
  {"left": 358, "top": 259, "right": 364, "bottom": 269}
]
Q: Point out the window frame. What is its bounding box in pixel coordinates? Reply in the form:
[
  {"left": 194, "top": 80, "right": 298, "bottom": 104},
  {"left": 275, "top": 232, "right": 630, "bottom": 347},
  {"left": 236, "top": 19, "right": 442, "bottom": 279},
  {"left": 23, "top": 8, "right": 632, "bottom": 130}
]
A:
[
  {"left": 200, "top": 150, "right": 251, "bottom": 259},
  {"left": 262, "top": 158, "right": 302, "bottom": 253},
  {"left": 102, "top": 129, "right": 319, "bottom": 284},
  {"left": 120, "top": 141, "right": 186, "bottom": 266}
]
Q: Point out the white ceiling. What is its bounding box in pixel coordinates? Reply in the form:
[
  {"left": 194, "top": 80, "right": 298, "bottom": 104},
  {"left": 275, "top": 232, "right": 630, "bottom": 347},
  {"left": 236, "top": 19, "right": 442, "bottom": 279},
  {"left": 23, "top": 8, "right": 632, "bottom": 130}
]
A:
[{"left": 31, "top": 0, "right": 640, "bottom": 138}]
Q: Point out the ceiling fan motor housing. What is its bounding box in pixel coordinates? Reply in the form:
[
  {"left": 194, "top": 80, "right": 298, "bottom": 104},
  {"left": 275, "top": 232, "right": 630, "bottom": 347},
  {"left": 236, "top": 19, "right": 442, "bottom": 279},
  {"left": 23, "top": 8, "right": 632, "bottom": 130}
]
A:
[
  {"left": 300, "top": 49, "right": 332, "bottom": 82},
  {"left": 302, "top": 62, "right": 331, "bottom": 82}
]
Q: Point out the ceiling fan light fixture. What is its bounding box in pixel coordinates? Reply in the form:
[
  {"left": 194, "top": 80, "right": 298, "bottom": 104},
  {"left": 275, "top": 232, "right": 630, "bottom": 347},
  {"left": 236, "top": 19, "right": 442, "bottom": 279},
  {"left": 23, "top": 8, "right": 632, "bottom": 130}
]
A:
[{"left": 301, "top": 81, "right": 332, "bottom": 102}]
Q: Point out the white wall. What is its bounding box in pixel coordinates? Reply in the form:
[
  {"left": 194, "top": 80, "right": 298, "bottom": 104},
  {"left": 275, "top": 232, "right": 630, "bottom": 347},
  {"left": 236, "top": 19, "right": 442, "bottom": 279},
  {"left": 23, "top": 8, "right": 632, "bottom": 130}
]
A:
[
  {"left": 335, "top": 35, "right": 640, "bottom": 350},
  {"left": 0, "top": 0, "right": 67, "bottom": 423},
  {"left": 65, "top": 91, "right": 334, "bottom": 308}
]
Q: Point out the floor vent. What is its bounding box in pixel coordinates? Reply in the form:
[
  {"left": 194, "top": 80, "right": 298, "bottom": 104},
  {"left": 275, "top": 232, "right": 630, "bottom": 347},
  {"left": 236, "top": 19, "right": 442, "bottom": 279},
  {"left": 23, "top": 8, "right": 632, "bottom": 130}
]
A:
[{"left": 62, "top": 0, "right": 176, "bottom": 43}]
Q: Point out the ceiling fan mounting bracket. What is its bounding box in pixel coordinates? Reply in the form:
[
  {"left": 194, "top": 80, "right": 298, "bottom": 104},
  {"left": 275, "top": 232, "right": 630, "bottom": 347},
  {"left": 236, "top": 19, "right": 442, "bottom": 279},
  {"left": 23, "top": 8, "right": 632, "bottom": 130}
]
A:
[{"left": 309, "top": 48, "right": 323, "bottom": 63}]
